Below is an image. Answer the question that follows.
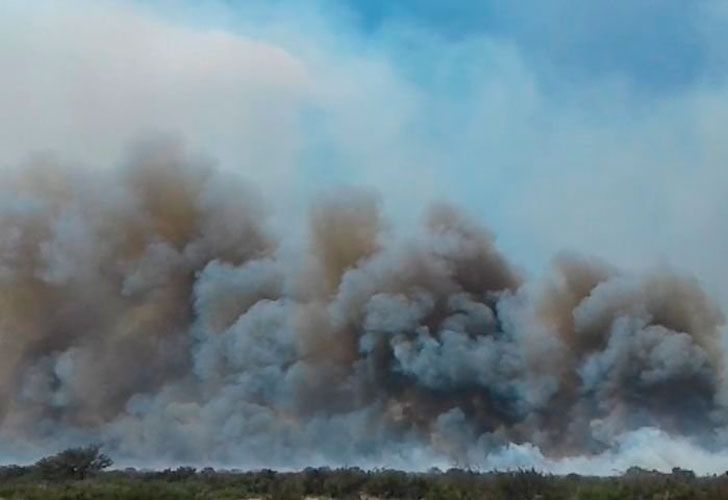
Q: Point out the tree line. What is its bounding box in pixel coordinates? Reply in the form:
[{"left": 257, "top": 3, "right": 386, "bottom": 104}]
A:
[{"left": 0, "top": 446, "right": 727, "bottom": 499}]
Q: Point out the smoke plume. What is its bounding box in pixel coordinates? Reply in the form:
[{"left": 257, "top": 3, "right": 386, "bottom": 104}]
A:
[{"left": 0, "top": 140, "right": 726, "bottom": 474}]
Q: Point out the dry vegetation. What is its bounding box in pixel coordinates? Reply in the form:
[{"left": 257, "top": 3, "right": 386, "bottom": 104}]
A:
[{"left": 0, "top": 447, "right": 726, "bottom": 499}]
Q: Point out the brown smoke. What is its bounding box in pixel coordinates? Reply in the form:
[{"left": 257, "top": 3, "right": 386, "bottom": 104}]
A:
[{"left": 0, "top": 140, "right": 725, "bottom": 469}]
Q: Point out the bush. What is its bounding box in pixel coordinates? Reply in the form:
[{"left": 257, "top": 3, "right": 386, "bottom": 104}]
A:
[{"left": 34, "top": 444, "right": 113, "bottom": 481}]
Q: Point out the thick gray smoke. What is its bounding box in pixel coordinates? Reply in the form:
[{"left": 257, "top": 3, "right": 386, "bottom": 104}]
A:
[{"left": 0, "top": 140, "right": 726, "bottom": 474}]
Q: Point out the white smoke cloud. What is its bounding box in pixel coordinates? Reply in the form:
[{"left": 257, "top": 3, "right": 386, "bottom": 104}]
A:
[
  {"left": 2, "top": 0, "right": 728, "bottom": 476},
  {"left": 0, "top": 0, "right": 308, "bottom": 191}
]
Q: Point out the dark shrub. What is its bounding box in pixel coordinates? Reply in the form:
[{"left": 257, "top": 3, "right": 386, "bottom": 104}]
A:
[{"left": 34, "top": 444, "right": 113, "bottom": 480}]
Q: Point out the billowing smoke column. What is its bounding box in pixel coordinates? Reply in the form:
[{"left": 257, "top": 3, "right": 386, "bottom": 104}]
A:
[{"left": 0, "top": 140, "right": 726, "bottom": 472}]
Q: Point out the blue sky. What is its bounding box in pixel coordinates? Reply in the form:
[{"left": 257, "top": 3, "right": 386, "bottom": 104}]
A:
[
  {"left": 147, "top": 0, "right": 726, "bottom": 90},
  {"left": 3, "top": 0, "right": 728, "bottom": 303},
  {"left": 336, "top": 0, "right": 716, "bottom": 91}
]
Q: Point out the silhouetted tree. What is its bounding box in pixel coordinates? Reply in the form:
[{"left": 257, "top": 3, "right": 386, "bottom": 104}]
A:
[{"left": 35, "top": 444, "right": 113, "bottom": 480}]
